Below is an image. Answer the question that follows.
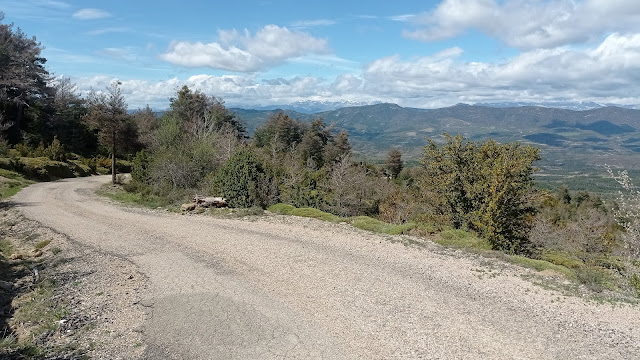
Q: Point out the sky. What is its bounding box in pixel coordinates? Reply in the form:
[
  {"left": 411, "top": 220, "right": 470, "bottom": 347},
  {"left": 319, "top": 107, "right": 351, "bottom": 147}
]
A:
[{"left": 2, "top": 0, "right": 640, "bottom": 109}]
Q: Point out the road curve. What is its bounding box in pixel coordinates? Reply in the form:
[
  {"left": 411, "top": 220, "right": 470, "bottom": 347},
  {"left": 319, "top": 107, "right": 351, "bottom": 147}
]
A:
[{"left": 12, "top": 176, "right": 640, "bottom": 359}]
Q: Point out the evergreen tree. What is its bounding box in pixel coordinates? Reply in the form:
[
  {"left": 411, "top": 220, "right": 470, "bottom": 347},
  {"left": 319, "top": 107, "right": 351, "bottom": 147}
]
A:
[
  {"left": 385, "top": 148, "right": 403, "bottom": 179},
  {"left": 84, "top": 81, "right": 133, "bottom": 184},
  {"left": 422, "top": 134, "right": 540, "bottom": 253}
]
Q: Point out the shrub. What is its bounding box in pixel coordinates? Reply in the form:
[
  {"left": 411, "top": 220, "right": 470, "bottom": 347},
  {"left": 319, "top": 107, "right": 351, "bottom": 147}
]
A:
[
  {"left": 213, "top": 148, "right": 267, "bottom": 208},
  {"left": 18, "top": 157, "right": 75, "bottom": 180},
  {"left": 607, "top": 167, "right": 640, "bottom": 259},
  {"left": 421, "top": 134, "right": 540, "bottom": 254},
  {"left": 576, "top": 266, "right": 612, "bottom": 292}
]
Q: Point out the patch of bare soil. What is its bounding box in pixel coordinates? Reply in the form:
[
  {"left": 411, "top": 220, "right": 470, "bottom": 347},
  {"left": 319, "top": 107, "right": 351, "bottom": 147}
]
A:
[{"left": 0, "top": 206, "right": 147, "bottom": 359}]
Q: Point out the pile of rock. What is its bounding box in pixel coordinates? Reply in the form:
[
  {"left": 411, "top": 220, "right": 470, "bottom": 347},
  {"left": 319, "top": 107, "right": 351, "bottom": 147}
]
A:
[{"left": 181, "top": 195, "right": 228, "bottom": 212}]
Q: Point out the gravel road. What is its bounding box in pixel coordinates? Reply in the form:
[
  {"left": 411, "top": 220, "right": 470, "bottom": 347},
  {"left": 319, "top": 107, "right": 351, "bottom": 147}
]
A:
[{"left": 12, "top": 176, "right": 640, "bottom": 359}]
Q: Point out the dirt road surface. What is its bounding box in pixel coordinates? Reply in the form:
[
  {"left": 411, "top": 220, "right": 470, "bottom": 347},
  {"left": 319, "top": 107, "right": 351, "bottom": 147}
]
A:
[{"left": 12, "top": 176, "right": 640, "bottom": 359}]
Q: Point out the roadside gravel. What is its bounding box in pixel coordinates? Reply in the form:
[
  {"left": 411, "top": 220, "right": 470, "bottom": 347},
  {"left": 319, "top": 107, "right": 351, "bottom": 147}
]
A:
[
  {"left": 0, "top": 208, "right": 147, "bottom": 359},
  {"left": 11, "top": 176, "right": 640, "bottom": 359}
]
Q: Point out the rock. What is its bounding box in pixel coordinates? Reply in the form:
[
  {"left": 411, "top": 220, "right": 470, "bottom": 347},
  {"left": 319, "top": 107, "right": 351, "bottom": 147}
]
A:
[
  {"left": 181, "top": 203, "right": 196, "bottom": 212},
  {"left": 32, "top": 249, "right": 43, "bottom": 257},
  {"left": 9, "top": 253, "right": 23, "bottom": 260}
]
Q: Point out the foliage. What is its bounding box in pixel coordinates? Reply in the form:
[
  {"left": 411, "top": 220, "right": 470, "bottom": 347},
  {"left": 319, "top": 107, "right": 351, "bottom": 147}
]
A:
[
  {"left": 326, "top": 155, "right": 390, "bottom": 216},
  {"left": 349, "top": 216, "right": 415, "bottom": 235},
  {"left": 253, "top": 112, "right": 305, "bottom": 151},
  {"left": 530, "top": 189, "right": 618, "bottom": 255},
  {"left": 213, "top": 148, "right": 268, "bottom": 208},
  {"left": 385, "top": 148, "right": 403, "bottom": 179},
  {"left": 0, "top": 13, "right": 50, "bottom": 143},
  {"left": 0, "top": 169, "right": 32, "bottom": 199},
  {"left": 607, "top": 167, "right": 640, "bottom": 259},
  {"left": 84, "top": 81, "right": 136, "bottom": 183},
  {"left": 436, "top": 229, "right": 492, "bottom": 250},
  {"left": 168, "top": 85, "right": 245, "bottom": 139},
  {"left": 421, "top": 134, "right": 540, "bottom": 254}
]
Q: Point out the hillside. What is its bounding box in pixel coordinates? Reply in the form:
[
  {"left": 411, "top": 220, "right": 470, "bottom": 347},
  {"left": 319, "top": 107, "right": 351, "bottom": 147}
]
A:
[{"left": 232, "top": 104, "right": 640, "bottom": 182}]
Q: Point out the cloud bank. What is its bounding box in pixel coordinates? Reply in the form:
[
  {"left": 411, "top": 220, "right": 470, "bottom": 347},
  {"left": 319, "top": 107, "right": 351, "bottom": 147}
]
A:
[
  {"left": 160, "top": 25, "right": 330, "bottom": 72},
  {"left": 73, "top": 32, "right": 640, "bottom": 109},
  {"left": 403, "top": 0, "right": 640, "bottom": 49}
]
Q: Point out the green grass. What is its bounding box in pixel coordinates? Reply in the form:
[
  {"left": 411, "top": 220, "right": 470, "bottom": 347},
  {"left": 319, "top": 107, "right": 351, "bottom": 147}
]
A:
[
  {"left": 501, "top": 254, "right": 575, "bottom": 278},
  {"left": 268, "top": 204, "right": 341, "bottom": 222},
  {"left": 268, "top": 204, "right": 418, "bottom": 235},
  {"left": 435, "top": 229, "right": 492, "bottom": 250},
  {"left": 34, "top": 239, "right": 52, "bottom": 250},
  {"left": 0, "top": 239, "right": 15, "bottom": 257},
  {"left": 0, "top": 169, "right": 33, "bottom": 200},
  {"left": 539, "top": 250, "right": 584, "bottom": 269},
  {"left": 97, "top": 188, "right": 172, "bottom": 208}
]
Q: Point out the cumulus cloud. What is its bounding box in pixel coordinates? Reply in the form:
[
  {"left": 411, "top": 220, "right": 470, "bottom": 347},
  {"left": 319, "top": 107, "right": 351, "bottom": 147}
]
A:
[
  {"left": 160, "top": 25, "right": 330, "bottom": 72},
  {"left": 403, "top": 0, "right": 640, "bottom": 49},
  {"left": 363, "top": 33, "right": 640, "bottom": 107},
  {"left": 72, "top": 8, "right": 111, "bottom": 20},
  {"left": 72, "top": 34, "right": 640, "bottom": 109}
]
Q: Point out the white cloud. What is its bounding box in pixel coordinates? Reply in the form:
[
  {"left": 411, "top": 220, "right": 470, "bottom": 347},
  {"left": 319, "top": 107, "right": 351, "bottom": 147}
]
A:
[
  {"left": 290, "top": 19, "right": 336, "bottom": 28},
  {"left": 160, "top": 25, "right": 330, "bottom": 72},
  {"left": 389, "top": 14, "right": 416, "bottom": 22},
  {"left": 403, "top": 0, "right": 640, "bottom": 49},
  {"left": 363, "top": 33, "right": 640, "bottom": 107},
  {"left": 72, "top": 8, "right": 111, "bottom": 20},
  {"left": 72, "top": 34, "right": 640, "bottom": 109},
  {"left": 86, "top": 27, "right": 129, "bottom": 35}
]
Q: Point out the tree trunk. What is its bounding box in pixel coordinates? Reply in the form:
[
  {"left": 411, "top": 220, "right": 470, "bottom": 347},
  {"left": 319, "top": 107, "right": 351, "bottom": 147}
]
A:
[{"left": 111, "top": 130, "right": 116, "bottom": 184}]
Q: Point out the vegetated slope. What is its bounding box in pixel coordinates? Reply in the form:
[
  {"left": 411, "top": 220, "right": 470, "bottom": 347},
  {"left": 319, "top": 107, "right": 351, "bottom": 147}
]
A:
[{"left": 233, "top": 104, "right": 640, "bottom": 175}]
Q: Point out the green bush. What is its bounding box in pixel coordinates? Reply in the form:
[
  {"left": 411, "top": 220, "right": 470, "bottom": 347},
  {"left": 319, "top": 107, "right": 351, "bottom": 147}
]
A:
[
  {"left": 214, "top": 148, "right": 267, "bottom": 208},
  {"left": 421, "top": 134, "right": 540, "bottom": 254},
  {"left": 131, "top": 150, "right": 151, "bottom": 184},
  {"left": 18, "top": 157, "right": 75, "bottom": 180}
]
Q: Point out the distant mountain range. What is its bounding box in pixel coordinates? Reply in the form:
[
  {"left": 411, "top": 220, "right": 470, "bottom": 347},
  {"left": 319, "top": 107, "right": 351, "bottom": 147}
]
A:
[
  {"left": 476, "top": 101, "right": 639, "bottom": 111},
  {"left": 231, "top": 103, "right": 640, "bottom": 173},
  {"left": 243, "top": 100, "right": 382, "bottom": 114},
  {"left": 231, "top": 100, "right": 639, "bottom": 114}
]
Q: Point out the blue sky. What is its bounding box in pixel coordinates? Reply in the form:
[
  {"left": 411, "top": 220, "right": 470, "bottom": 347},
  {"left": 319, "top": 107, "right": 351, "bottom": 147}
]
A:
[{"left": 2, "top": 0, "right": 640, "bottom": 109}]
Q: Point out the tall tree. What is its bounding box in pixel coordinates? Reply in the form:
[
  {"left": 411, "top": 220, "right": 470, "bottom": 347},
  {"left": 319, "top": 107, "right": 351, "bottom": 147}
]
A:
[
  {"left": 133, "top": 104, "right": 158, "bottom": 147},
  {"left": 0, "top": 12, "right": 50, "bottom": 142},
  {"left": 168, "top": 85, "right": 245, "bottom": 139},
  {"left": 385, "top": 148, "right": 403, "bottom": 179},
  {"left": 84, "top": 81, "right": 132, "bottom": 184}
]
